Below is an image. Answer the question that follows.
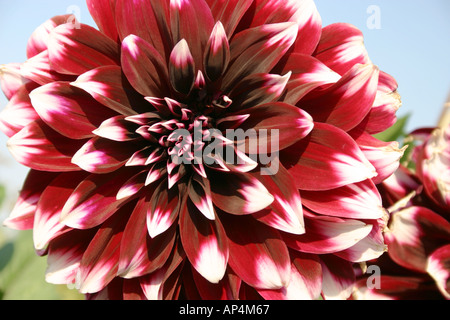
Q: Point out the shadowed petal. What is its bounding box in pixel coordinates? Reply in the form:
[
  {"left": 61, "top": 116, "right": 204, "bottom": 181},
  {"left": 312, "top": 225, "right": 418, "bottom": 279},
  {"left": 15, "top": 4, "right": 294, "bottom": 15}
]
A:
[
  {"left": 72, "top": 137, "right": 139, "bottom": 174},
  {"left": 169, "top": 39, "right": 196, "bottom": 94},
  {"left": 210, "top": 171, "right": 274, "bottom": 215},
  {"left": 121, "top": 34, "right": 170, "bottom": 97},
  {"left": 205, "top": 0, "right": 253, "bottom": 38},
  {"left": 204, "top": 21, "right": 230, "bottom": 82},
  {"left": 427, "top": 245, "right": 450, "bottom": 299},
  {"left": 320, "top": 255, "right": 355, "bottom": 300}
]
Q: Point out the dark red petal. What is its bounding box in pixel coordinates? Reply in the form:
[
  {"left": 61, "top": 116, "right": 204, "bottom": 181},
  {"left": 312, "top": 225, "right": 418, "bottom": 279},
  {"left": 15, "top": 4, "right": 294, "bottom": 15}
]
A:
[
  {"left": 87, "top": 0, "right": 119, "bottom": 41},
  {"left": 192, "top": 267, "right": 241, "bottom": 300},
  {"left": 231, "top": 102, "right": 314, "bottom": 152},
  {"left": 313, "top": 23, "right": 371, "bottom": 76},
  {"left": 46, "top": 229, "right": 96, "bottom": 285},
  {"left": 7, "top": 120, "right": 84, "bottom": 172},
  {"left": 169, "top": 0, "right": 215, "bottom": 70},
  {"left": 427, "top": 245, "right": 450, "bottom": 299},
  {"left": 222, "top": 22, "right": 298, "bottom": 91},
  {"left": 60, "top": 168, "right": 138, "bottom": 229},
  {"left": 169, "top": 40, "right": 196, "bottom": 95},
  {"left": 204, "top": 21, "right": 230, "bottom": 82},
  {"left": 222, "top": 214, "right": 290, "bottom": 290},
  {"left": 281, "top": 122, "right": 377, "bottom": 191},
  {"left": 206, "top": 0, "right": 253, "bottom": 38},
  {"left": 227, "top": 72, "right": 291, "bottom": 110},
  {"left": 30, "top": 82, "right": 117, "bottom": 139},
  {"left": 180, "top": 199, "right": 229, "bottom": 284},
  {"left": 116, "top": 0, "right": 171, "bottom": 61},
  {"left": 147, "top": 179, "right": 185, "bottom": 238},
  {"left": 93, "top": 115, "right": 140, "bottom": 142},
  {"left": 121, "top": 34, "right": 170, "bottom": 97},
  {"left": 48, "top": 24, "right": 120, "bottom": 75},
  {"left": 258, "top": 251, "right": 322, "bottom": 300},
  {"left": 21, "top": 50, "right": 75, "bottom": 85}
]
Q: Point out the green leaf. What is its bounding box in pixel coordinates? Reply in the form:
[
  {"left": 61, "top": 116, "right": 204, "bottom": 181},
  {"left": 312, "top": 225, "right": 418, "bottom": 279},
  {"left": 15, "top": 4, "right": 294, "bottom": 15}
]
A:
[
  {"left": 374, "top": 113, "right": 411, "bottom": 142},
  {"left": 0, "top": 230, "right": 84, "bottom": 300}
]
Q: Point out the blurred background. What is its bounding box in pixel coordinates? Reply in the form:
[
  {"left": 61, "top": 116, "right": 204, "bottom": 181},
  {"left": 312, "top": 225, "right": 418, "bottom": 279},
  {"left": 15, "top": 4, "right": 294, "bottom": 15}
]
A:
[{"left": 0, "top": 0, "right": 449, "bottom": 299}]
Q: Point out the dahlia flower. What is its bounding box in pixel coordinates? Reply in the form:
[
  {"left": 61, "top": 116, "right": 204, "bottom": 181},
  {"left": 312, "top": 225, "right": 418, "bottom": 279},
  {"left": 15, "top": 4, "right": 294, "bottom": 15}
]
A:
[
  {"left": 0, "top": 0, "right": 402, "bottom": 300},
  {"left": 353, "top": 121, "right": 450, "bottom": 300}
]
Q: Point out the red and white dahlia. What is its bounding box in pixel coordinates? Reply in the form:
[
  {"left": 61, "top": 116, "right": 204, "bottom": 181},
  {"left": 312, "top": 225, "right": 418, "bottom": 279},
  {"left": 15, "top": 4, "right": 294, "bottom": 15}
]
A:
[
  {"left": 354, "top": 122, "right": 450, "bottom": 300},
  {"left": 0, "top": 0, "right": 402, "bottom": 300}
]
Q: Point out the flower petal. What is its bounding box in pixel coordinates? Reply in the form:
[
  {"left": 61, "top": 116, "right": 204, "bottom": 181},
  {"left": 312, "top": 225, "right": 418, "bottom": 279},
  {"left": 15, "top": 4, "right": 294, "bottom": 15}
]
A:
[
  {"left": 33, "top": 171, "right": 88, "bottom": 250},
  {"left": 427, "top": 245, "right": 450, "bottom": 299},
  {"left": 0, "top": 83, "right": 39, "bottom": 138},
  {"left": 210, "top": 171, "right": 274, "bottom": 215},
  {"left": 188, "top": 174, "right": 216, "bottom": 220},
  {"left": 231, "top": 102, "right": 314, "bottom": 152},
  {"left": 2, "top": 170, "right": 58, "bottom": 230},
  {"left": 320, "top": 255, "right": 355, "bottom": 300},
  {"left": 118, "top": 195, "right": 176, "bottom": 279},
  {"left": 121, "top": 34, "right": 170, "bottom": 97},
  {"left": 78, "top": 207, "right": 129, "bottom": 294},
  {"left": 222, "top": 214, "right": 290, "bottom": 290},
  {"left": 385, "top": 206, "right": 450, "bottom": 273},
  {"left": 169, "top": 0, "right": 215, "bottom": 70},
  {"left": 283, "top": 212, "right": 373, "bottom": 254},
  {"left": 30, "top": 82, "right": 117, "bottom": 139},
  {"left": 169, "top": 39, "right": 196, "bottom": 94},
  {"left": 251, "top": 164, "right": 305, "bottom": 235},
  {"left": 60, "top": 169, "right": 137, "bottom": 229},
  {"left": 48, "top": 23, "right": 120, "bottom": 75},
  {"left": 205, "top": 0, "right": 253, "bottom": 38},
  {"left": 0, "top": 63, "right": 27, "bottom": 100},
  {"left": 116, "top": 0, "right": 171, "bottom": 61},
  {"left": 7, "top": 120, "right": 84, "bottom": 172},
  {"left": 204, "top": 21, "right": 230, "bottom": 82},
  {"left": 72, "top": 66, "right": 142, "bottom": 116},
  {"left": 282, "top": 122, "right": 377, "bottom": 191},
  {"left": 87, "top": 0, "right": 119, "bottom": 41},
  {"left": 72, "top": 137, "right": 139, "bottom": 174},
  {"left": 26, "top": 14, "right": 76, "bottom": 58},
  {"left": 301, "top": 179, "right": 385, "bottom": 220},
  {"left": 147, "top": 180, "right": 184, "bottom": 238},
  {"left": 222, "top": 22, "right": 298, "bottom": 91},
  {"left": 313, "top": 23, "right": 371, "bottom": 75},
  {"left": 300, "top": 63, "right": 379, "bottom": 132},
  {"left": 180, "top": 199, "right": 229, "bottom": 284}
]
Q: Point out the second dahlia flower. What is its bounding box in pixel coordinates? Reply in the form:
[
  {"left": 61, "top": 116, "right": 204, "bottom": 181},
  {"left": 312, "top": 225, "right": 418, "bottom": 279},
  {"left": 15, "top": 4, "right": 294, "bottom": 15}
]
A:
[
  {"left": 0, "top": 0, "right": 402, "bottom": 300},
  {"left": 353, "top": 117, "right": 450, "bottom": 300}
]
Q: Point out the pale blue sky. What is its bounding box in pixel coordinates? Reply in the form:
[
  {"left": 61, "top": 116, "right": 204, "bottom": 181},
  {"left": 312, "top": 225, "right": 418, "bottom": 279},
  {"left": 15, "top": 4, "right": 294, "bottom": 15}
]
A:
[{"left": 0, "top": 1, "right": 449, "bottom": 213}]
